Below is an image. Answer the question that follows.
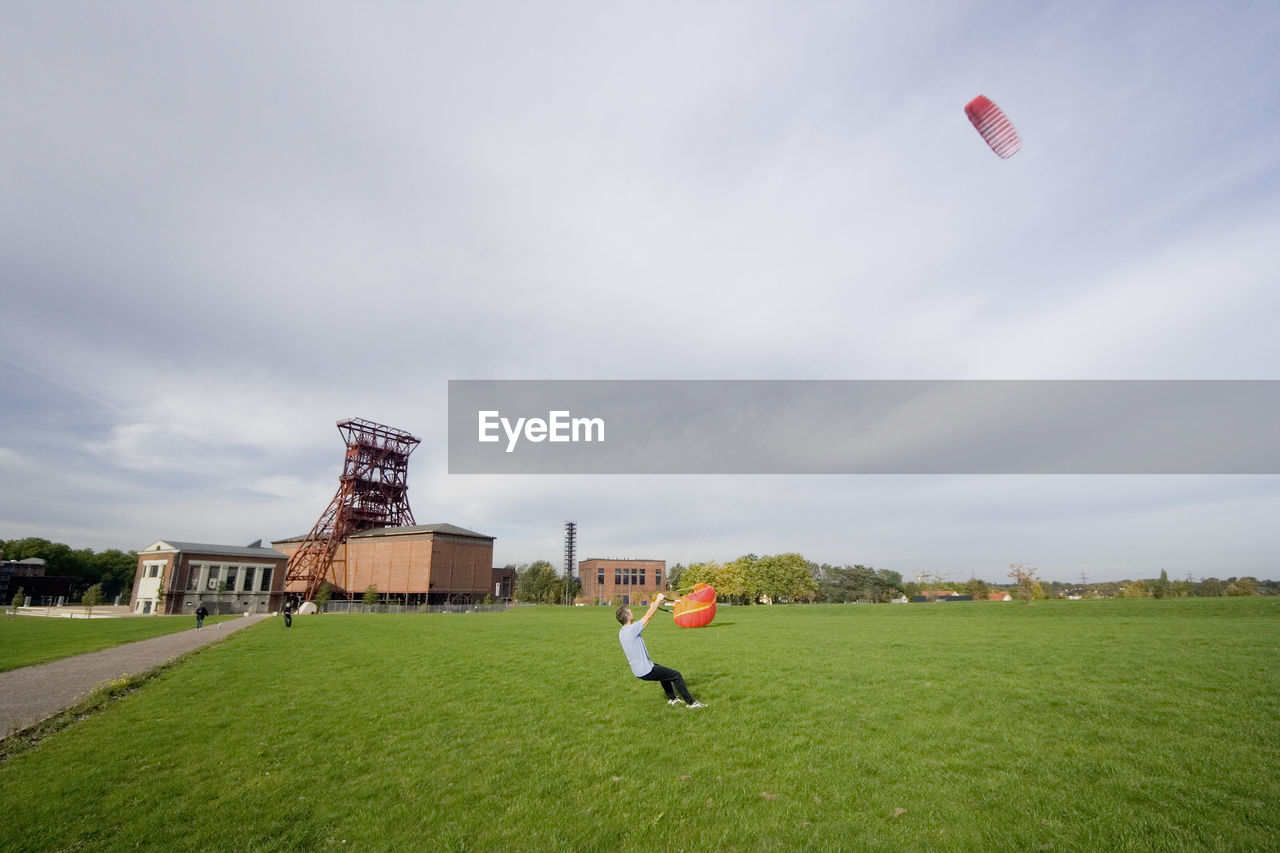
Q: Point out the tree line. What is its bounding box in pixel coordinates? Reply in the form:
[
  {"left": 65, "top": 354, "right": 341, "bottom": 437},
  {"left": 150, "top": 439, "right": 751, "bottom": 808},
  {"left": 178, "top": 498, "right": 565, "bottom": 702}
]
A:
[
  {"left": 672, "top": 554, "right": 821, "bottom": 604},
  {"left": 1, "top": 537, "right": 137, "bottom": 601},
  {"left": 511, "top": 560, "right": 580, "bottom": 604},
  {"left": 504, "top": 554, "right": 1277, "bottom": 604},
  {"left": 10, "top": 536, "right": 1269, "bottom": 609}
]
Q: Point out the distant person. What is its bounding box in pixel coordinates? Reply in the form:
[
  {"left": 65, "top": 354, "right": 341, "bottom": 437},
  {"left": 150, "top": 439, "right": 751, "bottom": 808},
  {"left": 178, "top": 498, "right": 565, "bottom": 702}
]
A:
[
  {"left": 617, "top": 594, "right": 704, "bottom": 708},
  {"left": 195, "top": 604, "right": 208, "bottom": 629},
  {"left": 283, "top": 600, "right": 293, "bottom": 628}
]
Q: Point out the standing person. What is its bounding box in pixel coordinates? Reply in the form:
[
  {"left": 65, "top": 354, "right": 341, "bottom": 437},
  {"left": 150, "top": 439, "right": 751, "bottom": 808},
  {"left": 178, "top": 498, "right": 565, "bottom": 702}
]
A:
[
  {"left": 617, "top": 594, "right": 705, "bottom": 708},
  {"left": 195, "top": 603, "right": 208, "bottom": 630},
  {"left": 283, "top": 599, "right": 293, "bottom": 628}
]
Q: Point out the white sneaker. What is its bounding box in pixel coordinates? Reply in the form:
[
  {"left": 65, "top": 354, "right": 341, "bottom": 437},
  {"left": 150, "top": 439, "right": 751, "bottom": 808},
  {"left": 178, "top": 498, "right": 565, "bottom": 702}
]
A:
[
  {"left": 686, "top": 701, "right": 706, "bottom": 709},
  {"left": 668, "top": 698, "right": 682, "bottom": 706}
]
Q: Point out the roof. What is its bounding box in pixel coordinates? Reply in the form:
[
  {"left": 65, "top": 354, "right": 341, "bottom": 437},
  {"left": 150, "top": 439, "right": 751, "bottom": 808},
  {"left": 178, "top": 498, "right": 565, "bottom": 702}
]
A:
[
  {"left": 348, "top": 523, "right": 493, "bottom": 541},
  {"left": 141, "top": 540, "right": 289, "bottom": 559},
  {"left": 272, "top": 523, "right": 494, "bottom": 544}
]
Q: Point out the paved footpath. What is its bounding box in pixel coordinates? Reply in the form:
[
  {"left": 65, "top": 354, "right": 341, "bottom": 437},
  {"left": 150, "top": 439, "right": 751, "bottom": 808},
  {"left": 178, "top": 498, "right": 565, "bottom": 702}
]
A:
[{"left": 1, "top": 614, "right": 270, "bottom": 738}]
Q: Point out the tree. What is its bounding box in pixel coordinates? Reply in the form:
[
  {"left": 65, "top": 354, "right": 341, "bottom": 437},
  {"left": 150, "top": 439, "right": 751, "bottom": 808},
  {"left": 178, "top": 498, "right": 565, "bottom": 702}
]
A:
[
  {"left": 717, "top": 555, "right": 756, "bottom": 604},
  {"left": 920, "top": 571, "right": 948, "bottom": 591},
  {"left": 1196, "top": 577, "right": 1223, "bottom": 596},
  {"left": 667, "top": 563, "right": 685, "bottom": 591},
  {"left": 873, "top": 569, "right": 905, "bottom": 602},
  {"left": 676, "top": 561, "right": 721, "bottom": 593},
  {"left": 363, "top": 584, "right": 379, "bottom": 610},
  {"left": 1008, "top": 563, "right": 1039, "bottom": 604},
  {"left": 315, "top": 583, "right": 333, "bottom": 609},
  {"left": 1120, "top": 580, "right": 1148, "bottom": 598},
  {"left": 558, "top": 568, "right": 582, "bottom": 605},
  {"left": 8, "top": 586, "right": 23, "bottom": 620},
  {"left": 965, "top": 577, "right": 990, "bottom": 601},
  {"left": 214, "top": 580, "right": 229, "bottom": 614},
  {"left": 757, "top": 553, "right": 818, "bottom": 603},
  {"left": 812, "top": 564, "right": 904, "bottom": 603},
  {"left": 93, "top": 549, "right": 139, "bottom": 600},
  {"left": 154, "top": 567, "right": 168, "bottom": 613},
  {"left": 1225, "top": 577, "right": 1260, "bottom": 596},
  {"left": 82, "top": 583, "right": 104, "bottom": 618},
  {"left": 514, "top": 561, "right": 558, "bottom": 603},
  {"left": 0, "top": 538, "right": 139, "bottom": 599},
  {"left": 816, "top": 564, "right": 861, "bottom": 603},
  {"left": 1153, "top": 570, "right": 1171, "bottom": 599}
]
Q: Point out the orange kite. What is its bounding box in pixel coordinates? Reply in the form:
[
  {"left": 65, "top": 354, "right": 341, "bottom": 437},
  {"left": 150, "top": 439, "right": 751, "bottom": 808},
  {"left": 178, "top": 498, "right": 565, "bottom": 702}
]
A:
[{"left": 672, "top": 583, "right": 717, "bottom": 628}]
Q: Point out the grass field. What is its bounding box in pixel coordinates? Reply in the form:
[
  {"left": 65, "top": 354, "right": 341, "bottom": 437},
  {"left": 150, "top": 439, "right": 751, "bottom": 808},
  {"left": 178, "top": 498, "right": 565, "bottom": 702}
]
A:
[
  {"left": 0, "top": 598, "right": 1276, "bottom": 851},
  {"left": 0, "top": 613, "right": 237, "bottom": 672}
]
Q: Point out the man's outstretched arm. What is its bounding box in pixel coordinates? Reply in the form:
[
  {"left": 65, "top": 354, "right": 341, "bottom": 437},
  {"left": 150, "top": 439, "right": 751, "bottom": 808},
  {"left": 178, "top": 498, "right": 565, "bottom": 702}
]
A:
[{"left": 638, "top": 593, "right": 666, "bottom": 628}]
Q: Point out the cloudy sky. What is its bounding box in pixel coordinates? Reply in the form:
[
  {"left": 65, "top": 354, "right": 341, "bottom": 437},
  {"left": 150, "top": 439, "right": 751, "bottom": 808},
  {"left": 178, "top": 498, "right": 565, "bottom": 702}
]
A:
[{"left": 3, "top": 2, "right": 1278, "bottom": 584}]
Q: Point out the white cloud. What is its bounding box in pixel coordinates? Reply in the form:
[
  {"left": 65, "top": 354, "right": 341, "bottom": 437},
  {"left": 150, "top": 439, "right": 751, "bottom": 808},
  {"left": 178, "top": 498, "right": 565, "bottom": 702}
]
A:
[{"left": 3, "top": 2, "right": 1279, "bottom": 580}]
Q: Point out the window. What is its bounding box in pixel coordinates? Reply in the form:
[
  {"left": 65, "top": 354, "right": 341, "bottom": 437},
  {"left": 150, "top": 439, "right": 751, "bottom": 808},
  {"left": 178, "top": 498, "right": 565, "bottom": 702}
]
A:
[
  {"left": 188, "top": 566, "right": 200, "bottom": 591},
  {"left": 259, "top": 567, "right": 272, "bottom": 592},
  {"left": 207, "top": 567, "right": 220, "bottom": 590},
  {"left": 243, "top": 567, "right": 255, "bottom": 592},
  {"left": 225, "top": 567, "right": 238, "bottom": 591},
  {"left": 597, "top": 570, "right": 605, "bottom": 585},
  {"left": 148, "top": 565, "right": 160, "bottom": 578},
  {"left": 615, "top": 570, "right": 621, "bottom": 585},
  {"left": 656, "top": 571, "right": 662, "bottom": 586},
  {"left": 640, "top": 570, "right": 647, "bottom": 586}
]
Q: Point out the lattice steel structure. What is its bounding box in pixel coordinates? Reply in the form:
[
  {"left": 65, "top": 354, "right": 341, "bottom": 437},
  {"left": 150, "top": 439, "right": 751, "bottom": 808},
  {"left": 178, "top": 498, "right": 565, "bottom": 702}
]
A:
[
  {"left": 285, "top": 418, "right": 421, "bottom": 600},
  {"left": 563, "top": 521, "right": 577, "bottom": 605}
]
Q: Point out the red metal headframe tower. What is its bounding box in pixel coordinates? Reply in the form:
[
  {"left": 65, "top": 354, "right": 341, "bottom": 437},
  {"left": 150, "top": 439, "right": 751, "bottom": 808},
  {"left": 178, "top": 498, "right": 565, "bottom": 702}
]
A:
[{"left": 285, "top": 418, "right": 421, "bottom": 600}]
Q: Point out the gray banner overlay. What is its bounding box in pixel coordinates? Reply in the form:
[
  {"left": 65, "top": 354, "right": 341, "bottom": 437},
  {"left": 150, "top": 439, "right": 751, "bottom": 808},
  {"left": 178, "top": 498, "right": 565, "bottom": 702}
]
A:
[{"left": 447, "top": 380, "right": 1280, "bottom": 474}]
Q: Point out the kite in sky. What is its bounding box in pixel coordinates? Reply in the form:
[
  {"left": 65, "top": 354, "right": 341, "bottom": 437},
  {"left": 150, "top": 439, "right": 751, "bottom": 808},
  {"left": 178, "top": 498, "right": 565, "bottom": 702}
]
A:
[{"left": 965, "top": 95, "right": 1021, "bottom": 158}]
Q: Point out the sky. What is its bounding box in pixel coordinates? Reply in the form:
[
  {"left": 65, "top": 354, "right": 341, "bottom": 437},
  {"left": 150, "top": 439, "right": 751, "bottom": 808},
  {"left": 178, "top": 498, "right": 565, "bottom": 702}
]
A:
[{"left": 3, "top": 1, "right": 1279, "bottom": 585}]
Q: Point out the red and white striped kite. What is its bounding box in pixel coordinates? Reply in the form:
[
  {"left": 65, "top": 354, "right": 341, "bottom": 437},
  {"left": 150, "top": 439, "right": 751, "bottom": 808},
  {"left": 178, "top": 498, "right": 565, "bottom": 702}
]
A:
[{"left": 965, "top": 95, "right": 1021, "bottom": 159}]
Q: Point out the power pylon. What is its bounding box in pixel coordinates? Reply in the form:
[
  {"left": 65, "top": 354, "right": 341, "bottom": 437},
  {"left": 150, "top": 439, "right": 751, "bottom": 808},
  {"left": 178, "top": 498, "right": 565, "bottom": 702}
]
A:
[{"left": 285, "top": 418, "right": 420, "bottom": 600}]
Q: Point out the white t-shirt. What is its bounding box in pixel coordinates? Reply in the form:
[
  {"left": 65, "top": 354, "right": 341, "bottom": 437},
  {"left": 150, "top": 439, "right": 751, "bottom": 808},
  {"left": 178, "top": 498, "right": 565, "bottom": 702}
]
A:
[{"left": 618, "top": 621, "right": 655, "bottom": 677}]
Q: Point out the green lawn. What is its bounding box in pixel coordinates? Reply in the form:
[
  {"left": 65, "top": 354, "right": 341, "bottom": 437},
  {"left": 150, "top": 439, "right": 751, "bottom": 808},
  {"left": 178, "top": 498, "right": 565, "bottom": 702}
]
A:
[
  {"left": 0, "top": 613, "right": 237, "bottom": 672},
  {"left": 0, "top": 598, "right": 1276, "bottom": 851}
]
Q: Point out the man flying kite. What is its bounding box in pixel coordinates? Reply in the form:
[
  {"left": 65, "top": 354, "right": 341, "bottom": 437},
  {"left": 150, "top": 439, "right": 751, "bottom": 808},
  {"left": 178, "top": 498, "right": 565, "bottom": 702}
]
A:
[{"left": 616, "top": 593, "right": 705, "bottom": 709}]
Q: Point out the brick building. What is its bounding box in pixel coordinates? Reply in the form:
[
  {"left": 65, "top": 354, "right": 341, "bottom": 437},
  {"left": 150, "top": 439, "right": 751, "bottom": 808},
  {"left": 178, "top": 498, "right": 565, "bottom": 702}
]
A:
[
  {"left": 130, "top": 540, "right": 289, "bottom": 615},
  {"left": 1, "top": 557, "right": 79, "bottom": 607},
  {"left": 578, "top": 558, "right": 666, "bottom": 606},
  {"left": 272, "top": 523, "right": 496, "bottom": 605},
  {"left": 492, "top": 565, "right": 516, "bottom": 603}
]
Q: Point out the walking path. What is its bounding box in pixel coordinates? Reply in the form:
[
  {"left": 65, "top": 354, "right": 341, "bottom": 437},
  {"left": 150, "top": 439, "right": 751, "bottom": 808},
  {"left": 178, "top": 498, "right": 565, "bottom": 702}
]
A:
[{"left": 1, "top": 614, "right": 270, "bottom": 738}]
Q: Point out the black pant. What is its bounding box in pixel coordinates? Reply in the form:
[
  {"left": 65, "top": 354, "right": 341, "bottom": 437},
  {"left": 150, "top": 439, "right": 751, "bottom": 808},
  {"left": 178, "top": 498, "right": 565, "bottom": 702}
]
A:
[
  {"left": 640, "top": 664, "right": 694, "bottom": 704},
  {"left": 284, "top": 612, "right": 292, "bottom": 627}
]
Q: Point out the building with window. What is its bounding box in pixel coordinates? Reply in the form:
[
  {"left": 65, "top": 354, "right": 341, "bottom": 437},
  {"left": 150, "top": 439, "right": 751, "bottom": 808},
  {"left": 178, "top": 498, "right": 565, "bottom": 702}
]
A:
[
  {"left": 130, "top": 540, "right": 288, "bottom": 615},
  {"left": 1, "top": 557, "right": 80, "bottom": 607},
  {"left": 272, "top": 523, "right": 497, "bottom": 605},
  {"left": 492, "top": 565, "right": 515, "bottom": 603},
  {"left": 578, "top": 558, "right": 666, "bottom": 606}
]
